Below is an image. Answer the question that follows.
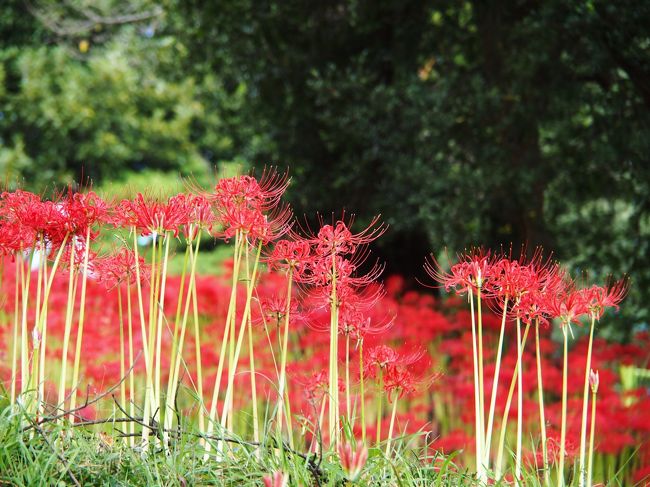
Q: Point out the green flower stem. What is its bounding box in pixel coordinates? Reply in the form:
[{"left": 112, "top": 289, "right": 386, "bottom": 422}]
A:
[
  {"left": 126, "top": 280, "right": 136, "bottom": 447},
  {"left": 329, "top": 251, "right": 340, "bottom": 448},
  {"left": 495, "top": 320, "right": 531, "bottom": 480},
  {"left": 57, "top": 247, "right": 79, "bottom": 417},
  {"left": 578, "top": 313, "right": 597, "bottom": 487},
  {"left": 132, "top": 229, "right": 154, "bottom": 444},
  {"left": 164, "top": 238, "right": 191, "bottom": 424},
  {"left": 167, "top": 235, "right": 201, "bottom": 432},
  {"left": 587, "top": 390, "right": 597, "bottom": 487},
  {"left": 10, "top": 254, "right": 20, "bottom": 405},
  {"left": 516, "top": 318, "right": 523, "bottom": 479},
  {"left": 468, "top": 288, "right": 483, "bottom": 477},
  {"left": 33, "top": 233, "right": 68, "bottom": 415},
  {"left": 359, "top": 338, "right": 366, "bottom": 445},
  {"left": 154, "top": 233, "right": 172, "bottom": 420},
  {"left": 276, "top": 267, "right": 293, "bottom": 442},
  {"left": 376, "top": 368, "right": 384, "bottom": 445},
  {"left": 163, "top": 236, "right": 192, "bottom": 442},
  {"left": 535, "top": 319, "right": 550, "bottom": 487},
  {"left": 558, "top": 324, "right": 569, "bottom": 487},
  {"left": 484, "top": 296, "right": 508, "bottom": 466},
  {"left": 20, "top": 248, "right": 32, "bottom": 399},
  {"left": 117, "top": 285, "right": 127, "bottom": 444},
  {"left": 385, "top": 392, "right": 399, "bottom": 456},
  {"left": 204, "top": 232, "right": 244, "bottom": 459},
  {"left": 219, "top": 240, "right": 262, "bottom": 436},
  {"left": 68, "top": 230, "right": 91, "bottom": 423},
  {"left": 191, "top": 250, "right": 206, "bottom": 439},
  {"left": 345, "top": 334, "right": 351, "bottom": 428}
]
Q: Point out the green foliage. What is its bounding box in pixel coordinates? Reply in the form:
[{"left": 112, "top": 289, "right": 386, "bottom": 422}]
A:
[
  {"left": 174, "top": 0, "right": 650, "bottom": 338},
  {"left": 1, "top": 0, "right": 648, "bottom": 337},
  {"left": 0, "top": 405, "right": 473, "bottom": 486}
]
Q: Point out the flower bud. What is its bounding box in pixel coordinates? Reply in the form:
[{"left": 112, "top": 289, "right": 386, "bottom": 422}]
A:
[
  {"left": 589, "top": 369, "right": 599, "bottom": 394},
  {"left": 338, "top": 441, "right": 368, "bottom": 481}
]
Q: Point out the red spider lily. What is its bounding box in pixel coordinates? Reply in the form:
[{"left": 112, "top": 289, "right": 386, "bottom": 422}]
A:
[
  {"left": 217, "top": 199, "right": 293, "bottom": 244},
  {"left": 257, "top": 294, "right": 302, "bottom": 328},
  {"left": 95, "top": 248, "right": 149, "bottom": 289},
  {"left": 268, "top": 238, "right": 311, "bottom": 278},
  {"left": 364, "top": 345, "right": 425, "bottom": 379},
  {"left": 116, "top": 193, "right": 189, "bottom": 237},
  {"left": 0, "top": 220, "right": 33, "bottom": 255},
  {"left": 177, "top": 193, "right": 216, "bottom": 240},
  {"left": 210, "top": 171, "right": 292, "bottom": 243},
  {"left": 262, "top": 471, "right": 288, "bottom": 487},
  {"left": 424, "top": 248, "right": 497, "bottom": 294},
  {"left": 338, "top": 441, "right": 368, "bottom": 481},
  {"left": 302, "top": 369, "right": 329, "bottom": 403},
  {"left": 61, "top": 191, "right": 108, "bottom": 238},
  {"left": 383, "top": 366, "right": 418, "bottom": 398},
  {"left": 300, "top": 214, "right": 386, "bottom": 258},
  {"left": 546, "top": 283, "right": 589, "bottom": 326},
  {"left": 582, "top": 279, "right": 629, "bottom": 319},
  {"left": 213, "top": 169, "right": 289, "bottom": 213}
]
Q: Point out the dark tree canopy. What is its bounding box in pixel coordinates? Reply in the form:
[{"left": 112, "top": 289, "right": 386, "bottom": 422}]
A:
[{"left": 2, "top": 0, "right": 649, "bottom": 337}]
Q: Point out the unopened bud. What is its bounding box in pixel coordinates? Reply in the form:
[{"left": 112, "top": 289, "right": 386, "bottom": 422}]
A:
[
  {"left": 589, "top": 369, "right": 599, "bottom": 394},
  {"left": 32, "top": 327, "right": 41, "bottom": 348}
]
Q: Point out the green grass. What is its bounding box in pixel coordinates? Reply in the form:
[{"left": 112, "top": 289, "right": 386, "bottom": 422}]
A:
[{"left": 0, "top": 402, "right": 478, "bottom": 486}]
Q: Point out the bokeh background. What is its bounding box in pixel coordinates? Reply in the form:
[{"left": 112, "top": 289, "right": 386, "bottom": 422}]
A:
[{"left": 1, "top": 0, "right": 648, "bottom": 339}]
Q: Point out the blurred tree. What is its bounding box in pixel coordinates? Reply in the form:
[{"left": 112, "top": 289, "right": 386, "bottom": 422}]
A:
[
  {"left": 0, "top": 0, "right": 244, "bottom": 189},
  {"left": 1, "top": 0, "right": 647, "bottom": 336},
  {"left": 175, "top": 0, "right": 650, "bottom": 337}
]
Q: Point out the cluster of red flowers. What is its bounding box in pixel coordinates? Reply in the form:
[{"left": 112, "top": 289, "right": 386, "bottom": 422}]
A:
[
  {"left": 0, "top": 176, "right": 646, "bottom": 483},
  {"left": 427, "top": 249, "right": 628, "bottom": 326}
]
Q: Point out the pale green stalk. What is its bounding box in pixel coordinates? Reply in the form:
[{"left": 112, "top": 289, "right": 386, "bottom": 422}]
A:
[
  {"left": 126, "top": 280, "right": 136, "bottom": 447},
  {"left": 495, "top": 320, "right": 531, "bottom": 479},
  {"left": 219, "top": 240, "right": 263, "bottom": 436},
  {"left": 20, "top": 247, "right": 32, "bottom": 398},
  {"left": 276, "top": 268, "right": 293, "bottom": 441},
  {"left": 142, "top": 232, "right": 160, "bottom": 446},
  {"left": 558, "top": 324, "right": 569, "bottom": 487},
  {"left": 359, "top": 338, "right": 366, "bottom": 444},
  {"left": 37, "top": 248, "right": 50, "bottom": 416},
  {"left": 578, "top": 313, "right": 596, "bottom": 487},
  {"left": 163, "top": 237, "right": 191, "bottom": 442},
  {"left": 10, "top": 256, "right": 20, "bottom": 405},
  {"left": 165, "top": 234, "right": 202, "bottom": 441},
  {"left": 28, "top": 237, "right": 44, "bottom": 413},
  {"left": 385, "top": 392, "right": 399, "bottom": 456},
  {"left": 329, "top": 251, "right": 340, "bottom": 448},
  {"left": 33, "top": 234, "right": 68, "bottom": 415},
  {"left": 345, "top": 333, "right": 351, "bottom": 423},
  {"left": 68, "top": 230, "right": 91, "bottom": 423},
  {"left": 57, "top": 249, "right": 78, "bottom": 415},
  {"left": 484, "top": 297, "right": 508, "bottom": 467},
  {"left": 587, "top": 389, "right": 597, "bottom": 487},
  {"left": 153, "top": 233, "right": 171, "bottom": 420},
  {"left": 117, "top": 286, "right": 127, "bottom": 444},
  {"left": 477, "top": 286, "right": 486, "bottom": 470},
  {"left": 376, "top": 368, "right": 384, "bottom": 445},
  {"left": 535, "top": 319, "right": 550, "bottom": 486},
  {"left": 204, "top": 233, "right": 244, "bottom": 458},
  {"left": 132, "top": 229, "right": 155, "bottom": 444},
  {"left": 191, "top": 275, "right": 205, "bottom": 437},
  {"left": 247, "top": 307, "right": 259, "bottom": 447},
  {"left": 468, "top": 289, "right": 483, "bottom": 477},
  {"left": 516, "top": 318, "right": 523, "bottom": 479}
]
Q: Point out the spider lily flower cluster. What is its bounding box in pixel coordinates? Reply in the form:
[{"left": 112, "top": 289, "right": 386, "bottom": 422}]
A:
[
  {"left": 426, "top": 250, "right": 628, "bottom": 485},
  {"left": 0, "top": 173, "right": 642, "bottom": 485}
]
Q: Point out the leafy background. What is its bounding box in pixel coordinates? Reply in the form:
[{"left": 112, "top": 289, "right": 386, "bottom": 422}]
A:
[{"left": 1, "top": 0, "right": 648, "bottom": 339}]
